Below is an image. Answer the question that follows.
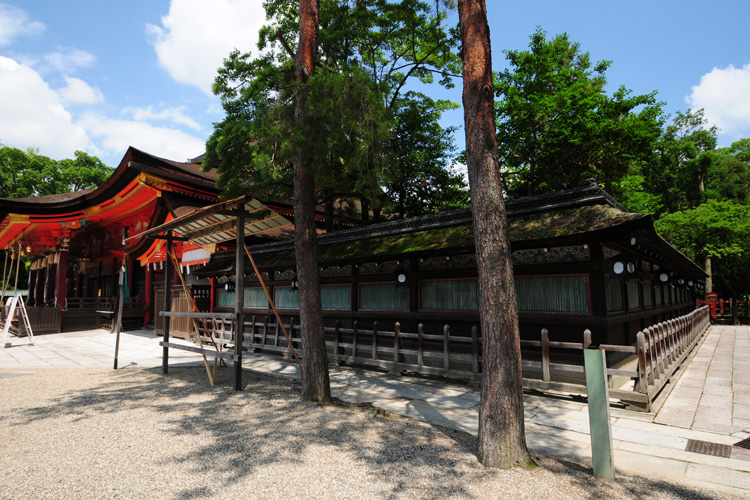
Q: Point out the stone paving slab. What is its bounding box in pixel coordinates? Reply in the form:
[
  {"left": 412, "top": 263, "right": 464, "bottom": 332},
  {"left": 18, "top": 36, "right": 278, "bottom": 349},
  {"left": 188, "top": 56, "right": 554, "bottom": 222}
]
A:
[{"left": 686, "top": 463, "right": 750, "bottom": 492}]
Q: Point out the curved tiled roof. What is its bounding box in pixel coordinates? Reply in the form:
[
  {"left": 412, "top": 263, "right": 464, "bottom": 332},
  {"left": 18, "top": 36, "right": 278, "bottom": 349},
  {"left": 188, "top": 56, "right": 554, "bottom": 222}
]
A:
[{"left": 0, "top": 188, "right": 96, "bottom": 204}]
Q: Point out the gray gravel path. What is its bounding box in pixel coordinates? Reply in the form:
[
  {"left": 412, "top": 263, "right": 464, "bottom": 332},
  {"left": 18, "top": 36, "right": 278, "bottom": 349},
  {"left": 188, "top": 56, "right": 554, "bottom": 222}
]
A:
[{"left": 0, "top": 366, "right": 745, "bottom": 500}]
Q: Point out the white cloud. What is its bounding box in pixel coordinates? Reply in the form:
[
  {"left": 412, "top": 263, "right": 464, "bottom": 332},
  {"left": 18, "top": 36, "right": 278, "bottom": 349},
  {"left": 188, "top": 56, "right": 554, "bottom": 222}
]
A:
[
  {"left": 0, "top": 4, "right": 45, "bottom": 46},
  {"left": 0, "top": 56, "right": 90, "bottom": 158},
  {"left": 121, "top": 104, "right": 202, "bottom": 130},
  {"left": 41, "top": 47, "right": 96, "bottom": 74},
  {"left": 59, "top": 77, "right": 104, "bottom": 105},
  {"left": 0, "top": 56, "right": 205, "bottom": 165},
  {"left": 146, "top": 0, "right": 266, "bottom": 95},
  {"left": 79, "top": 113, "right": 206, "bottom": 162},
  {"left": 687, "top": 64, "right": 750, "bottom": 139}
]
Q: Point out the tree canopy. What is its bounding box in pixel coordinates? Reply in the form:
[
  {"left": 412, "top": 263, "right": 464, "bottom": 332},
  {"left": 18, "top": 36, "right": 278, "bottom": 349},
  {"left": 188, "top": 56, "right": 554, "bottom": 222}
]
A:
[
  {"left": 656, "top": 200, "right": 750, "bottom": 300},
  {"left": 494, "top": 27, "right": 664, "bottom": 198},
  {"left": 0, "top": 147, "right": 112, "bottom": 199},
  {"left": 205, "top": 0, "right": 467, "bottom": 223},
  {"left": 619, "top": 110, "right": 750, "bottom": 306}
]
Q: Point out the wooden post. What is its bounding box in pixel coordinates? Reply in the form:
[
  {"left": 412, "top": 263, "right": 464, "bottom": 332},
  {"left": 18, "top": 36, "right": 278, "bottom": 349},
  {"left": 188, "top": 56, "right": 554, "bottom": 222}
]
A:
[
  {"left": 656, "top": 323, "right": 666, "bottom": 376},
  {"left": 443, "top": 324, "right": 451, "bottom": 371},
  {"left": 234, "top": 204, "right": 245, "bottom": 391},
  {"left": 288, "top": 315, "right": 296, "bottom": 346},
  {"left": 583, "top": 329, "right": 592, "bottom": 350},
  {"left": 636, "top": 331, "right": 648, "bottom": 394},
  {"left": 471, "top": 325, "right": 479, "bottom": 376},
  {"left": 35, "top": 265, "right": 45, "bottom": 307},
  {"left": 389, "top": 322, "right": 401, "bottom": 375},
  {"left": 55, "top": 244, "right": 69, "bottom": 313},
  {"left": 26, "top": 268, "right": 37, "bottom": 306},
  {"left": 372, "top": 321, "right": 378, "bottom": 360},
  {"left": 162, "top": 238, "right": 172, "bottom": 374},
  {"left": 352, "top": 320, "right": 358, "bottom": 359},
  {"left": 646, "top": 327, "right": 657, "bottom": 385},
  {"left": 541, "top": 328, "right": 551, "bottom": 383},
  {"left": 333, "top": 319, "right": 341, "bottom": 363},
  {"left": 418, "top": 323, "right": 425, "bottom": 368},
  {"left": 255, "top": 315, "right": 262, "bottom": 346},
  {"left": 268, "top": 314, "right": 275, "bottom": 346},
  {"left": 113, "top": 263, "right": 125, "bottom": 369}
]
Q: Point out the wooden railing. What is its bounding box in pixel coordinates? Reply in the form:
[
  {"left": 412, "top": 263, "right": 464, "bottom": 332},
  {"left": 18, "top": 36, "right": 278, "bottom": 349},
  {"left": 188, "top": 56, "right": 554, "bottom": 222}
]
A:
[
  {"left": 2, "top": 306, "right": 62, "bottom": 335},
  {"left": 202, "top": 306, "right": 710, "bottom": 411},
  {"left": 64, "top": 297, "right": 100, "bottom": 311},
  {"left": 697, "top": 298, "right": 748, "bottom": 319},
  {"left": 65, "top": 297, "right": 147, "bottom": 330},
  {"left": 635, "top": 306, "right": 711, "bottom": 405}
]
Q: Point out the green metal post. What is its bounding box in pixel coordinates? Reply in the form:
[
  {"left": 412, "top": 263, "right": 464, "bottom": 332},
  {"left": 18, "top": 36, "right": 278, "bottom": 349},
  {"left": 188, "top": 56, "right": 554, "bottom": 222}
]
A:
[{"left": 584, "top": 346, "right": 615, "bottom": 480}]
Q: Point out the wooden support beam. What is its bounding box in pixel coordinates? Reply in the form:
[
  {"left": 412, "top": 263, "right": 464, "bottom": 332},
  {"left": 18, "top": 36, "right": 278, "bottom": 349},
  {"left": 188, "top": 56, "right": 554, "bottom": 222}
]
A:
[
  {"left": 243, "top": 242, "right": 302, "bottom": 372},
  {"left": 234, "top": 207, "right": 244, "bottom": 391},
  {"left": 162, "top": 237, "right": 172, "bottom": 374}
]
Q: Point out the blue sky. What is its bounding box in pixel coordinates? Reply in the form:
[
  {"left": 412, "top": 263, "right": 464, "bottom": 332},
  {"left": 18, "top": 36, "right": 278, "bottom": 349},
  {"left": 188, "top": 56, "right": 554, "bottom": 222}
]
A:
[{"left": 1, "top": 1, "right": 749, "bottom": 168}]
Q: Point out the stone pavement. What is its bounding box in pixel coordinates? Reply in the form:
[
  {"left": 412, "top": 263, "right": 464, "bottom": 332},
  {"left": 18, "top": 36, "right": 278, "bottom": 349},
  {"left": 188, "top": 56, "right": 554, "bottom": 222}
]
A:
[
  {"left": 1, "top": 325, "right": 749, "bottom": 496},
  {"left": 655, "top": 325, "right": 750, "bottom": 435}
]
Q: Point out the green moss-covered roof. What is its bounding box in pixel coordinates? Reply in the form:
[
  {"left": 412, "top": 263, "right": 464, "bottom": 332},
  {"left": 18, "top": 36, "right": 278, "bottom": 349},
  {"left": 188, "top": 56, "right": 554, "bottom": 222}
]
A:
[
  {"left": 196, "top": 203, "right": 650, "bottom": 277},
  {"left": 306, "top": 205, "right": 644, "bottom": 264},
  {"left": 318, "top": 225, "right": 475, "bottom": 262},
  {"left": 245, "top": 205, "right": 645, "bottom": 268},
  {"left": 509, "top": 204, "right": 644, "bottom": 241}
]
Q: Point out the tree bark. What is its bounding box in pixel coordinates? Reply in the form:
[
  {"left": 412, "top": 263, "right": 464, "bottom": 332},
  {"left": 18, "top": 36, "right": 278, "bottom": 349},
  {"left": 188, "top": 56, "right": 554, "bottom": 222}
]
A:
[
  {"left": 457, "top": 0, "right": 534, "bottom": 469},
  {"left": 294, "top": 0, "right": 332, "bottom": 403}
]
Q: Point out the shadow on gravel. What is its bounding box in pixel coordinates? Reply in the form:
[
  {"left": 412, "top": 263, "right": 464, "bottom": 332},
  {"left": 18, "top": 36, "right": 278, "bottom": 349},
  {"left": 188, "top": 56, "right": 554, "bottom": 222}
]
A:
[
  {"left": 10, "top": 365, "right": 728, "bottom": 500},
  {"left": 13, "top": 365, "right": 478, "bottom": 500}
]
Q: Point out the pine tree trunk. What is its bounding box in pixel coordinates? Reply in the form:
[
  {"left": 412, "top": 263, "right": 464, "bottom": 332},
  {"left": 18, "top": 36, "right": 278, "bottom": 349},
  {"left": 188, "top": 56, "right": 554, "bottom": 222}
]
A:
[
  {"left": 294, "top": 0, "right": 331, "bottom": 403},
  {"left": 457, "top": 0, "right": 534, "bottom": 469}
]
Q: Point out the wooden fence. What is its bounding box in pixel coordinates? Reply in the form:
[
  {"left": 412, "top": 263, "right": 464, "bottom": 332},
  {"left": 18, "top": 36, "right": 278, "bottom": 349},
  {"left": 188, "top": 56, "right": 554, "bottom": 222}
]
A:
[
  {"left": 205, "top": 306, "right": 710, "bottom": 411},
  {"left": 697, "top": 298, "right": 748, "bottom": 319},
  {"left": 1, "top": 305, "right": 62, "bottom": 335}
]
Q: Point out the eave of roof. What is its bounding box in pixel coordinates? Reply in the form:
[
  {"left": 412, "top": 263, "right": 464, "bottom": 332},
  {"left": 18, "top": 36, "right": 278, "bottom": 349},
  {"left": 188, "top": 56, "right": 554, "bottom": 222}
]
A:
[{"left": 0, "top": 146, "right": 219, "bottom": 217}]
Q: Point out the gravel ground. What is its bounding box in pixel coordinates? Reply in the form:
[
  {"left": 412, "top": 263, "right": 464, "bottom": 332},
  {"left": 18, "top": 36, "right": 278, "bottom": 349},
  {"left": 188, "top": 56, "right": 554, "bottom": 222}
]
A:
[{"left": 0, "top": 366, "right": 745, "bottom": 500}]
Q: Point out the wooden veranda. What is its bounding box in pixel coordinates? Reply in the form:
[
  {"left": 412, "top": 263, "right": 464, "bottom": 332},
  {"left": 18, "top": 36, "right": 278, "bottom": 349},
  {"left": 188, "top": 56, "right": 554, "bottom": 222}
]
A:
[{"left": 124, "top": 195, "right": 297, "bottom": 390}]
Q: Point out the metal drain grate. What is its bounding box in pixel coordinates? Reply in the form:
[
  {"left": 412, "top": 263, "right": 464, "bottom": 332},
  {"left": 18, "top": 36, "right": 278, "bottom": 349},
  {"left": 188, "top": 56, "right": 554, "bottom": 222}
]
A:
[
  {"left": 735, "top": 437, "right": 750, "bottom": 450},
  {"left": 685, "top": 439, "right": 732, "bottom": 458}
]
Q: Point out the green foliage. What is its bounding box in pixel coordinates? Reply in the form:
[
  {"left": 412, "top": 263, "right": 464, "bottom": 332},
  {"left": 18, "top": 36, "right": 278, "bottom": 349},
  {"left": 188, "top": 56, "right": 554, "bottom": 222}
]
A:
[
  {"left": 617, "top": 174, "right": 663, "bottom": 214},
  {"left": 643, "top": 109, "right": 719, "bottom": 214},
  {"left": 494, "top": 28, "right": 664, "bottom": 198},
  {"left": 385, "top": 92, "right": 467, "bottom": 216},
  {"left": 205, "top": 0, "right": 466, "bottom": 219},
  {"left": 655, "top": 200, "right": 750, "bottom": 297},
  {"left": 0, "top": 147, "right": 112, "bottom": 199}
]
